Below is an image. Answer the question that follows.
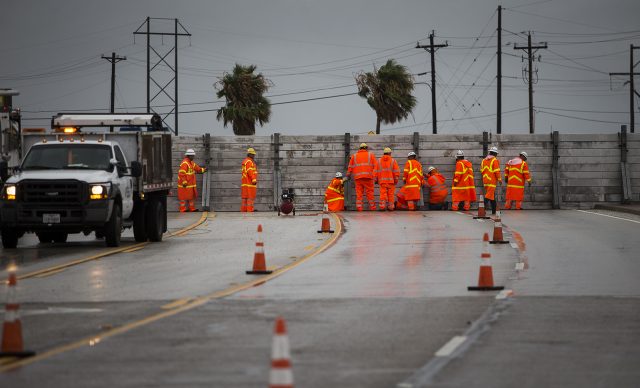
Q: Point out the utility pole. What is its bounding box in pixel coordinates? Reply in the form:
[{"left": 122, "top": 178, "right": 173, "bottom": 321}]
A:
[
  {"left": 416, "top": 31, "right": 448, "bottom": 134},
  {"left": 514, "top": 32, "right": 547, "bottom": 134},
  {"left": 497, "top": 5, "right": 502, "bottom": 134},
  {"left": 610, "top": 45, "right": 640, "bottom": 133},
  {"left": 101, "top": 52, "right": 126, "bottom": 132}
]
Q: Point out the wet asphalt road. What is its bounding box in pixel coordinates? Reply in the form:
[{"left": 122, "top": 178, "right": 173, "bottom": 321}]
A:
[{"left": 0, "top": 209, "right": 638, "bottom": 387}]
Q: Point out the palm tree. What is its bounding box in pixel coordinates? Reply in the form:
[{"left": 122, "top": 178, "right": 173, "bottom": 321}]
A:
[
  {"left": 355, "top": 59, "right": 416, "bottom": 134},
  {"left": 215, "top": 64, "right": 272, "bottom": 135}
]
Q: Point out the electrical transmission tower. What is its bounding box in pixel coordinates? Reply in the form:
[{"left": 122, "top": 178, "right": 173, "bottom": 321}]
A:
[
  {"left": 416, "top": 31, "right": 448, "bottom": 134},
  {"left": 514, "top": 32, "right": 547, "bottom": 134},
  {"left": 134, "top": 17, "right": 191, "bottom": 135},
  {"left": 609, "top": 44, "right": 640, "bottom": 133}
]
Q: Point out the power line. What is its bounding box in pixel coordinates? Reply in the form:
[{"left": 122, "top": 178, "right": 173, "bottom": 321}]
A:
[{"left": 537, "top": 110, "right": 627, "bottom": 124}]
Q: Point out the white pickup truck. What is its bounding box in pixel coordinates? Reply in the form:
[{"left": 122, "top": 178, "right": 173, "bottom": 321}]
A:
[{"left": 0, "top": 114, "right": 172, "bottom": 248}]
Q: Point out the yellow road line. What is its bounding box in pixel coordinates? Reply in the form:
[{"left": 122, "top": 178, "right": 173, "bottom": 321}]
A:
[
  {"left": 122, "top": 246, "right": 146, "bottom": 253},
  {"left": 161, "top": 298, "right": 192, "bottom": 310},
  {"left": 16, "top": 212, "right": 210, "bottom": 281},
  {"left": 0, "top": 212, "right": 342, "bottom": 372},
  {"left": 34, "top": 268, "right": 68, "bottom": 278}
]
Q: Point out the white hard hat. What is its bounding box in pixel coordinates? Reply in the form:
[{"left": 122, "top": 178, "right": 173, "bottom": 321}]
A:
[
  {"left": 407, "top": 151, "right": 416, "bottom": 157},
  {"left": 489, "top": 146, "right": 498, "bottom": 154},
  {"left": 428, "top": 166, "right": 436, "bottom": 173},
  {"left": 456, "top": 150, "right": 464, "bottom": 157},
  {"left": 335, "top": 172, "right": 343, "bottom": 178},
  {"left": 520, "top": 151, "right": 528, "bottom": 158},
  {"left": 185, "top": 148, "right": 196, "bottom": 156}
]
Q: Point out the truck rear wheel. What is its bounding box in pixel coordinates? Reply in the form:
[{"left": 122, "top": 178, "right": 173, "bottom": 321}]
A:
[
  {"left": 105, "top": 203, "right": 122, "bottom": 247},
  {"left": 1, "top": 229, "right": 19, "bottom": 249},
  {"left": 133, "top": 202, "right": 147, "bottom": 242},
  {"left": 146, "top": 198, "right": 164, "bottom": 242}
]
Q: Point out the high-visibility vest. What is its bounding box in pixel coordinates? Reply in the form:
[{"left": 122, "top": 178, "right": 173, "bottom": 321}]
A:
[
  {"left": 241, "top": 157, "right": 258, "bottom": 189},
  {"left": 376, "top": 155, "right": 400, "bottom": 185},
  {"left": 481, "top": 156, "right": 501, "bottom": 188},
  {"left": 505, "top": 157, "right": 531, "bottom": 189},
  {"left": 325, "top": 178, "right": 345, "bottom": 203},
  {"left": 427, "top": 173, "right": 448, "bottom": 204},
  {"left": 452, "top": 159, "right": 475, "bottom": 190},
  {"left": 403, "top": 159, "right": 424, "bottom": 189},
  {"left": 178, "top": 157, "right": 204, "bottom": 189},
  {"left": 347, "top": 150, "right": 377, "bottom": 180}
]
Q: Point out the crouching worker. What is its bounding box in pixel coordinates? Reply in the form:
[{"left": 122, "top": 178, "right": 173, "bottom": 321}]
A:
[
  {"left": 425, "top": 166, "right": 449, "bottom": 210},
  {"left": 324, "top": 172, "right": 346, "bottom": 211}
]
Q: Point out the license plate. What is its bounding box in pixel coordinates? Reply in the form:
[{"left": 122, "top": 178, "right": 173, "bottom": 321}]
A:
[{"left": 42, "top": 213, "right": 61, "bottom": 224}]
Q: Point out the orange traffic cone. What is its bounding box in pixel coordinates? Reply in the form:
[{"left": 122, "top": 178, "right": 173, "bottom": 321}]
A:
[
  {"left": 246, "top": 225, "right": 273, "bottom": 275},
  {"left": 468, "top": 233, "right": 504, "bottom": 291},
  {"left": 0, "top": 268, "right": 35, "bottom": 358},
  {"left": 473, "top": 194, "right": 490, "bottom": 219},
  {"left": 490, "top": 210, "right": 509, "bottom": 244},
  {"left": 317, "top": 203, "right": 334, "bottom": 233},
  {"left": 269, "top": 316, "right": 293, "bottom": 388}
]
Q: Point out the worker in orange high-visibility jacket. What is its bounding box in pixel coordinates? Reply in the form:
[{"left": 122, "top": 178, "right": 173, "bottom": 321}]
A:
[
  {"left": 426, "top": 166, "right": 449, "bottom": 210},
  {"left": 241, "top": 148, "right": 258, "bottom": 212},
  {"left": 347, "top": 143, "right": 378, "bottom": 211},
  {"left": 324, "top": 172, "right": 346, "bottom": 211},
  {"left": 481, "top": 146, "right": 502, "bottom": 214},
  {"left": 376, "top": 147, "right": 400, "bottom": 210},
  {"left": 451, "top": 150, "right": 476, "bottom": 211},
  {"left": 504, "top": 151, "right": 532, "bottom": 210},
  {"left": 396, "top": 152, "right": 424, "bottom": 211},
  {"left": 177, "top": 148, "right": 206, "bottom": 212}
]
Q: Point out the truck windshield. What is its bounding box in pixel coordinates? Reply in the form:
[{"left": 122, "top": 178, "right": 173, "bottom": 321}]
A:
[{"left": 21, "top": 144, "right": 113, "bottom": 171}]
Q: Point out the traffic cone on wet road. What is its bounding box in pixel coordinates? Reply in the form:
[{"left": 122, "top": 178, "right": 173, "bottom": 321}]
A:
[
  {"left": 246, "top": 224, "right": 273, "bottom": 275},
  {"left": 269, "top": 316, "right": 293, "bottom": 388},
  {"left": 490, "top": 210, "right": 509, "bottom": 244},
  {"left": 473, "top": 194, "right": 490, "bottom": 219},
  {"left": 0, "top": 269, "right": 35, "bottom": 358},
  {"left": 317, "top": 204, "right": 334, "bottom": 233},
  {"left": 468, "top": 233, "right": 504, "bottom": 291}
]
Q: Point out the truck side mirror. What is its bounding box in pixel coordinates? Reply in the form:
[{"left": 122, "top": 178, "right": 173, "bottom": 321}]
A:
[
  {"left": 130, "top": 161, "right": 142, "bottom": 178},
  {"left": 0, "top": 160, "right": 8, "bottom": 182}
]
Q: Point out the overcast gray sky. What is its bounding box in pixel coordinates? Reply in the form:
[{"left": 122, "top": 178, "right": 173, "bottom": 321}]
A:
[{"left": 2, "top": 0, "right": 639, "bottom": 135}]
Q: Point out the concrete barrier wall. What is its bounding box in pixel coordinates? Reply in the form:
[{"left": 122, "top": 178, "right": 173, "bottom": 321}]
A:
[{"left": 169, "top": 133, "right": 640, "bottom": 212}]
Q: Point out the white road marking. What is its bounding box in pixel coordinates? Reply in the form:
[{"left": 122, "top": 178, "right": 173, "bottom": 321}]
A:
[
  {"left": 495, "top": 289, "right": 514, "bottom": 299},
  {"left": 435, "top": 336, "right": 467, "bottom": 357},
  {"left": 510, "top": 242, "right": 519, "bottom": 249},
  {"left": 6, "top": 307, "right": 104, "bottom": 316},
  {"left": 576, "top": 210, "right": 640, "bottom": 224},
  {"left": 515, "top": 262, "right": 525, "bottom": 271}
]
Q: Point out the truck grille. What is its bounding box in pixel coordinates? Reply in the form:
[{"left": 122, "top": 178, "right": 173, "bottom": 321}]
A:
[{"left": 20, "top": 180, "right": 85, "bottom": 204}]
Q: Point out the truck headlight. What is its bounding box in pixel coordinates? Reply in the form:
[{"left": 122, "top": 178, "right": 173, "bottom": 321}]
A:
[
  {"left": 89, "top": 184, "right": 109, "bottom": 200},
  {"left": 4, "top": 185, "right": 16, "bottom": 200}
]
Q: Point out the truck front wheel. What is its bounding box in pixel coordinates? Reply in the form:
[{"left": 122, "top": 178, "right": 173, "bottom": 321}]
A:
[
  {"left": 105, "top": 203, "right": 122, "bottom": 247},
  {"left": 1, "top": 229, "right": 19, "bottom": 249},
  {"left": 146, "top": 198, "right": 165, "bottom": 242}
]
